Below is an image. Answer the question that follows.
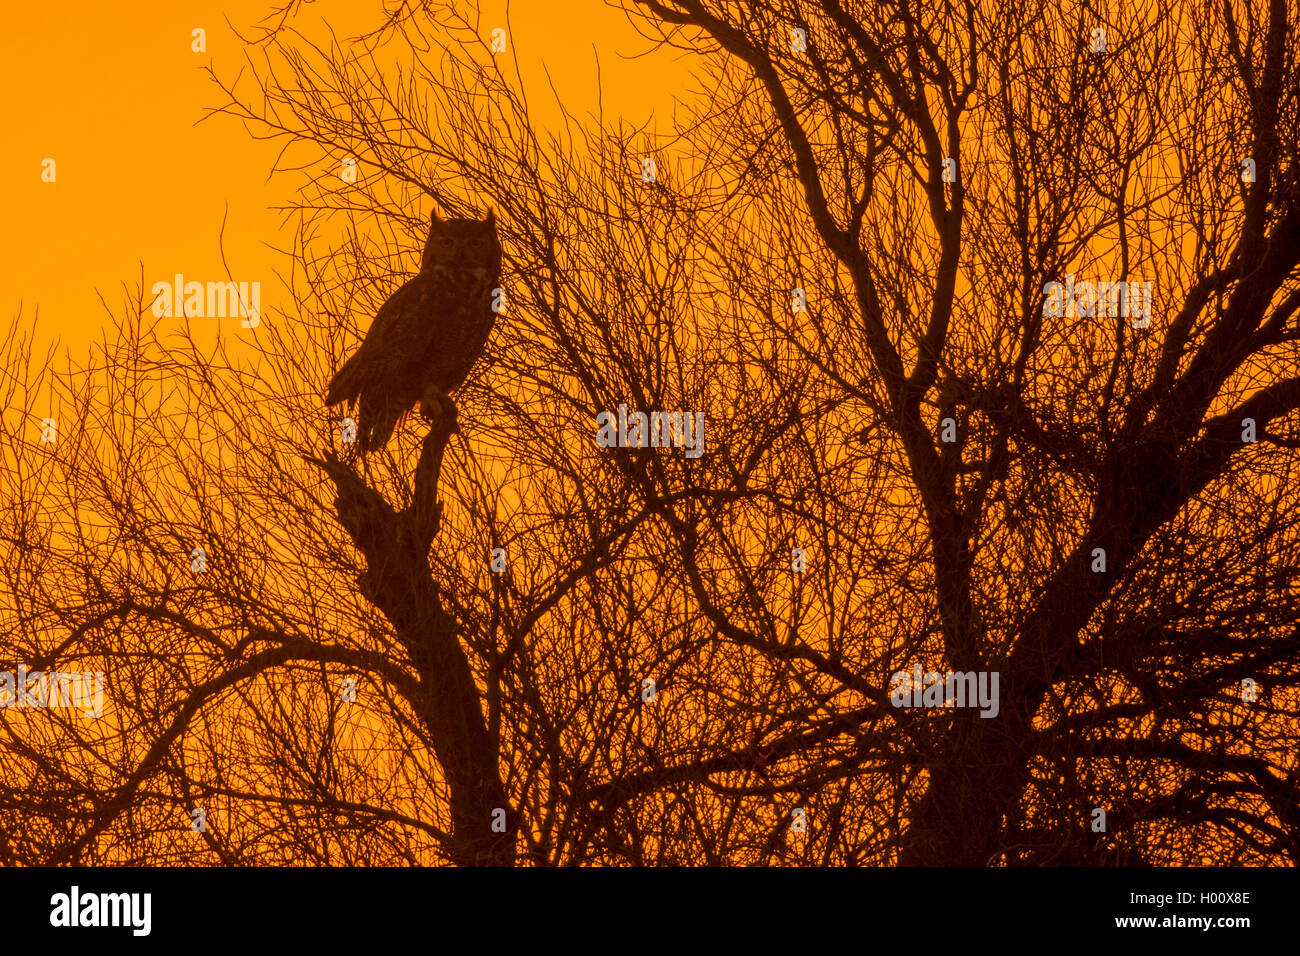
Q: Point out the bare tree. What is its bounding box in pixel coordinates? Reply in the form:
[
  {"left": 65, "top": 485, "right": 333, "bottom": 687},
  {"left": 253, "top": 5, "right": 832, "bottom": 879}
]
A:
[
  {"left": 1, "top": 0, "right": 1297, "bottom": 866},
  {"left": 617, "top": 0, "right": 1300, "bottom": 864}
]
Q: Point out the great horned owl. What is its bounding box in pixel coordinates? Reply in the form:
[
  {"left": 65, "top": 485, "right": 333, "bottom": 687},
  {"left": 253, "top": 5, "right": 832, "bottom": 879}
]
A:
[{"left": 326, "top": 209, "right": 502, "bottom": 451}]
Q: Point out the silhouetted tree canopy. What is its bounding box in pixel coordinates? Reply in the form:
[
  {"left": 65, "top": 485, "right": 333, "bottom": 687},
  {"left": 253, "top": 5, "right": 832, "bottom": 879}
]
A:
[{"left": 1, "top": 0, "right": 1297, "bottom": 865}]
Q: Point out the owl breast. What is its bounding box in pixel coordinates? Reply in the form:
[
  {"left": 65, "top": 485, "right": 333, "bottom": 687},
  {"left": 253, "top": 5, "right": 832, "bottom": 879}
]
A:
[{"left": 426, "top": 265, "right": 499, "bottom": 392}]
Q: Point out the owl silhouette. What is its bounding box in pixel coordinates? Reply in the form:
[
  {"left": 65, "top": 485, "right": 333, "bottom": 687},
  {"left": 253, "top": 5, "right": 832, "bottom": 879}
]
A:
[{"left": 326, "top": 209, "right": 502, "bottom": 451}]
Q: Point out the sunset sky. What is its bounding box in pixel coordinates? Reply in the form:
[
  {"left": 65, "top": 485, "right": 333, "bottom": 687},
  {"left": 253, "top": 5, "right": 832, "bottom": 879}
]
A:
[{"left": 2, "top": 0, "right": 691, "bottom": 355}]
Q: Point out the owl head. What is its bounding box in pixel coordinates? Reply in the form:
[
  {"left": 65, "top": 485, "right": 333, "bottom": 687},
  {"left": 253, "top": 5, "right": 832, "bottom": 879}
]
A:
[{"left": 420, "top": 208, "right": 500, "bottom": 272}]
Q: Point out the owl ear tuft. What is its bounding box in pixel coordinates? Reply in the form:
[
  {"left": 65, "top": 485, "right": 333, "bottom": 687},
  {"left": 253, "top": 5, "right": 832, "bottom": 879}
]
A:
[
  {"left": 483, "top": 207, "right": 495, "bottom": 227},
  {"left": 430, "top": 207, "right": 443, "bottom": 224}
]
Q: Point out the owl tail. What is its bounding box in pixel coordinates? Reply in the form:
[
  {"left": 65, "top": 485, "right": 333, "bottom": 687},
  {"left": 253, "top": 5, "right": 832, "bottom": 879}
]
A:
[
  {"left": 325, "top": 352, "right": 366, "bottom": 407},
  {"left": 357, "top": 394, "right": 401, "bottom": 453}
]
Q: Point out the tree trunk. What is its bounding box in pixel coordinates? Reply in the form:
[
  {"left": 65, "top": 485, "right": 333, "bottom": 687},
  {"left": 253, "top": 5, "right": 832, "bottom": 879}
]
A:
[{"left": 310, "top": 414, "right": 514, "bottom": 865}]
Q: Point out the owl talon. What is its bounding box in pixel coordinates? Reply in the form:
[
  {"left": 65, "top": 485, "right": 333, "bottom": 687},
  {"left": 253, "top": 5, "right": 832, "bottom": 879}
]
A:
[{"left": 420, "top": 385, "right": 459, "bottom": 431}]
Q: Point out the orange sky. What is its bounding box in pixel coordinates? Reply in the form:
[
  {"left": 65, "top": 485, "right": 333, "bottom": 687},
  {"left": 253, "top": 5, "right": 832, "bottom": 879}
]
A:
[{"left": 2, "top": 0, "right": 691, "bottom": 355}]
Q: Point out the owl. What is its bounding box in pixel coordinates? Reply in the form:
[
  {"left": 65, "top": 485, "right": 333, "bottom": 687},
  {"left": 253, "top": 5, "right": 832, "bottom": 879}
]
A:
[{"left": 326, "top": 209, "right": 502, "bottom": 451}]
